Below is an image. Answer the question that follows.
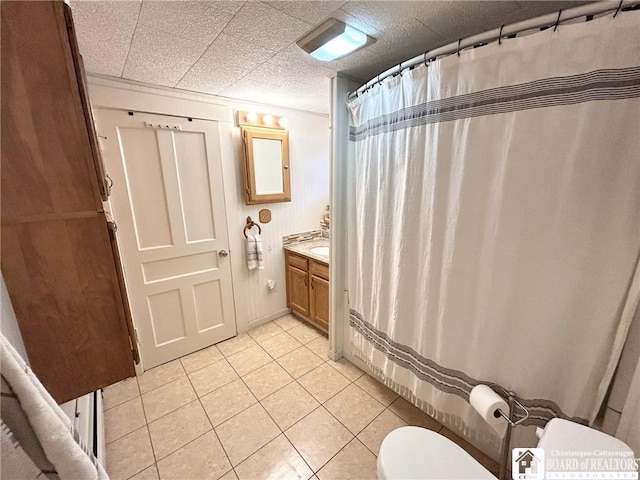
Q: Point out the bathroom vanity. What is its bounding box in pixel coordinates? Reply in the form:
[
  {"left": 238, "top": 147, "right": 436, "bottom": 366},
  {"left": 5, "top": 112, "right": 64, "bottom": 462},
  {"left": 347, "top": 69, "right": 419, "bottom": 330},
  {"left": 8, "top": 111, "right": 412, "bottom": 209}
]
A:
[{"left": 284, "top": 239, "right": 329, "bottom": 331}]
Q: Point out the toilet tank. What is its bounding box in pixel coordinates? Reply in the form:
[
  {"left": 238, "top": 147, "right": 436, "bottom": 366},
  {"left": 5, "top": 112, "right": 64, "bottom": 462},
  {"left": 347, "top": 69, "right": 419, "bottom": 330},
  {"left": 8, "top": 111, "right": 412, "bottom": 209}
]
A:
[{"left": 537, "top": 418, "right": 634, "bottom": 454}]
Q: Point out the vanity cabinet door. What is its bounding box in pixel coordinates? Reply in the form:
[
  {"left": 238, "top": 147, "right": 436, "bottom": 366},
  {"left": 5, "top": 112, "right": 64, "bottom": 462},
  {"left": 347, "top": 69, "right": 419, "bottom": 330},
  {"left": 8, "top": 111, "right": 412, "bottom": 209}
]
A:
[
  {"left": 288, "top": 265, "right": 309, "bottom": 316},
  {"left": 310, "top": 275, "right": 329, "bottom": 330}
]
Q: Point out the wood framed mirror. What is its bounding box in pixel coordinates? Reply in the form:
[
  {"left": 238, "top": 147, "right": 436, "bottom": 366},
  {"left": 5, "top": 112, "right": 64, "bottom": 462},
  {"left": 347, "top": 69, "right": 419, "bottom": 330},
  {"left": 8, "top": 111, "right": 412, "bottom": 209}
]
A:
[{"left": 241, "top": 125, "right": 291, "bottom": 204}]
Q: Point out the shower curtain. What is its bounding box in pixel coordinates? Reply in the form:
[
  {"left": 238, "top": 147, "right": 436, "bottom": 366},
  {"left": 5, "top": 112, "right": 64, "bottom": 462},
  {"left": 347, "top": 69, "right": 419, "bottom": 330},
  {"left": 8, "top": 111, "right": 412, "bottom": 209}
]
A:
[{"left": 346, "top": 9, "right": 640, "bottom": 456}]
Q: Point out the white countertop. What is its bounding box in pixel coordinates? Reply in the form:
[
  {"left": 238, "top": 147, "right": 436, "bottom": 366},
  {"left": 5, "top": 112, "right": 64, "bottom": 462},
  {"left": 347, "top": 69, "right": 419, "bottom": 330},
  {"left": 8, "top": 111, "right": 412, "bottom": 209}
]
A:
[{"left": 284, "top": 238, "right": 329, "bottom": 264}]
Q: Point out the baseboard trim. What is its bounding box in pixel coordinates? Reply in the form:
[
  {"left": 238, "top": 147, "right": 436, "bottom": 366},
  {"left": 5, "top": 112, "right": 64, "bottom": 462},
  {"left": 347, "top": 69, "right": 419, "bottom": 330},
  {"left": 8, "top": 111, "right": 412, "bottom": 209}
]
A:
[{"left": 247, "top": 307, "right": 291, "bottom": 330}]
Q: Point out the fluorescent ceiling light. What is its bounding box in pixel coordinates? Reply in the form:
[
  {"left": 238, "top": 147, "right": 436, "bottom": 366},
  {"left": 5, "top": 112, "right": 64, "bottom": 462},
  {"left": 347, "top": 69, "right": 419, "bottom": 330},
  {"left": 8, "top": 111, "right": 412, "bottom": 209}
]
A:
[{"left": 296, "top": 18, "right": 374, "bottom": 62}]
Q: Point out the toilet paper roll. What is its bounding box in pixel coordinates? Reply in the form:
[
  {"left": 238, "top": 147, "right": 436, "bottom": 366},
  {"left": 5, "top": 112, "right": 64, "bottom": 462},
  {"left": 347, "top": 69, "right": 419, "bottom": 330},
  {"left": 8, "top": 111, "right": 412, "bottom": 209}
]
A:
[{"left": 469, "top": 384, "right": 509, "bottom": 437}]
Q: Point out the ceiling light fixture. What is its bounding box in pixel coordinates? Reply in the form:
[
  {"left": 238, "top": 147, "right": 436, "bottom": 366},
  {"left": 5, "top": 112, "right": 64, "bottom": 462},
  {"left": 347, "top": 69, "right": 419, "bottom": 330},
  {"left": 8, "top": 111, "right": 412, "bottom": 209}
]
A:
[{"left": 296, "top": 18, "right": 374, "bottom": 62}]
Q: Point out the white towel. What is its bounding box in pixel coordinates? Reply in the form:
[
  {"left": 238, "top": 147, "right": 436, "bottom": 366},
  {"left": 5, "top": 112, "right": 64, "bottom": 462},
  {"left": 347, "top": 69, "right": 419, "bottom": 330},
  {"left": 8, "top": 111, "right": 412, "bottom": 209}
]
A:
[
  {"left": 0, "top": 334, "right": 108, "bottom": 480},
  {"left": 246, "top": 234, "right": 264, "bottom": 271}
]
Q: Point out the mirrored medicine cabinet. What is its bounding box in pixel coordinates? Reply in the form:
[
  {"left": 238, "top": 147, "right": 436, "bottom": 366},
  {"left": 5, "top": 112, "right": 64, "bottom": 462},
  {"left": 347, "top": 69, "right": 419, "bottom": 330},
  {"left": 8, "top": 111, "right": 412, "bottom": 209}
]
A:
[{"left": 239, "top": 111, "right": 290, "bottom": 205}]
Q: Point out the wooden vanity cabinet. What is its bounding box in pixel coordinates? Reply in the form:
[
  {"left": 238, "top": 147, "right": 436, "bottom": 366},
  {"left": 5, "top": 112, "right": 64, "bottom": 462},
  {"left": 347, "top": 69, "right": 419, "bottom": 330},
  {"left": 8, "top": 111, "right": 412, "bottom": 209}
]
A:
[
  {"left": 310, "top": 274, "right": 329, "bottom": 329},
  {"left": 285, "top": 251, "right": 329, "bottom": 330}
]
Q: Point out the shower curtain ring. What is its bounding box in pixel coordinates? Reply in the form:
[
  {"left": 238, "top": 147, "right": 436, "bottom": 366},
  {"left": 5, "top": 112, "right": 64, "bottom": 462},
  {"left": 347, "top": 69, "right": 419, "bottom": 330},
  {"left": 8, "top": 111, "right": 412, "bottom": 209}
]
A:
[
  {"left": 423, "top": 52, "right": 429, "bottom": 67},
  {"left": 457, "top": 38, "right": 462, "bottom": 56},
  {"left": 498, "top": 24, "right": 505, "bottom": 45},
  {"left": 614, "top": 0, "right": 623, "bottom": 17},
  {"left": 554, "top": 9, "right": 563, "bottom": 31}
]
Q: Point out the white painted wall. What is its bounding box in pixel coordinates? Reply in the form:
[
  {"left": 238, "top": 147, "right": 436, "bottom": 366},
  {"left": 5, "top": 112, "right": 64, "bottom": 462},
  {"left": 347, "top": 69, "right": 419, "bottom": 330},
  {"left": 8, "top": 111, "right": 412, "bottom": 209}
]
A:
[
  {"left": 329, "top": 74, "right": 361, "bottom": 361},
  {"left": 1, "top": 274, "right": 29, "bottom": 362},
  {"left": 87, "top": 76, "right": 330, "bottom": 335}
]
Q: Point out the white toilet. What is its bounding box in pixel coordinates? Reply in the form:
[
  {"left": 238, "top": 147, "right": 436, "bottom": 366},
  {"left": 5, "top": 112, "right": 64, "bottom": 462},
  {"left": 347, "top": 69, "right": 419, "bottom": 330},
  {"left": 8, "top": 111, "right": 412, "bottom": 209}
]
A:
[{"left": 377, "top": 419, "right": 635, "bottom": 479}]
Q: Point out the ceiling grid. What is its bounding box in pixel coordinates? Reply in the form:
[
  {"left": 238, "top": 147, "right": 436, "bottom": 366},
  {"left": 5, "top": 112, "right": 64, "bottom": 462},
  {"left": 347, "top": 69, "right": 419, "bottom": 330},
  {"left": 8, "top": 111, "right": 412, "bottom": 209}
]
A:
[{"left": 71, "top": 0, "right": 585, "bottom": 114}]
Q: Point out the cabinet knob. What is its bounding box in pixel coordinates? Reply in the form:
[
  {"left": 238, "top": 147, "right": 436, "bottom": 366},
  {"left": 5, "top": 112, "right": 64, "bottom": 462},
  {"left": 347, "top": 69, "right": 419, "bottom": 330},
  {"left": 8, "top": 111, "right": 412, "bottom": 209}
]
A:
[{"left": 219, "top": 250, "right": 229, "bottom": 257}]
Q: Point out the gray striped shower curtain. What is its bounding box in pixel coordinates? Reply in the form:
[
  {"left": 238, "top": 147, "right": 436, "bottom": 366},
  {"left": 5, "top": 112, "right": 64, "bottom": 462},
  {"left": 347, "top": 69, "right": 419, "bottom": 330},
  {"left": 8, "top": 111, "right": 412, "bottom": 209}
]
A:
[{"left": 346, "top": 9, "right": 640, "bottom": 458}]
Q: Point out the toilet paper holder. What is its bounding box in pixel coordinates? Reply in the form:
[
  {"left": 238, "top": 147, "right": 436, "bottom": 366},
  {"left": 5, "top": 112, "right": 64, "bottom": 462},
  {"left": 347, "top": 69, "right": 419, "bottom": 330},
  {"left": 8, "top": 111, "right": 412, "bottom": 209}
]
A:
[
  {"left": 487, "top": 383, "right": 531, "bottom": 480},
  {"left": 488, "top": 383, "right": 530, "bottom": 427}
]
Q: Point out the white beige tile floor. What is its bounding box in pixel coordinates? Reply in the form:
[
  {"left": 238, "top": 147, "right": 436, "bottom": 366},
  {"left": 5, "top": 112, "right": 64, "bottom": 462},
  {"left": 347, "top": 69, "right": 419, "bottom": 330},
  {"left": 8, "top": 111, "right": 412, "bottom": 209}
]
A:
[{"left": 103, "top": 313, "right": 499, "bottom": 480}]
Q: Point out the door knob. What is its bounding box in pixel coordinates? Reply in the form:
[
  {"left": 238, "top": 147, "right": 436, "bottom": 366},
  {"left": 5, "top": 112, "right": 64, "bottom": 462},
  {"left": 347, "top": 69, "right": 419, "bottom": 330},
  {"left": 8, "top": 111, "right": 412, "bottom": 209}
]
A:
[{"left": 219, "top": 250, "right": 228, "bottom": 257}]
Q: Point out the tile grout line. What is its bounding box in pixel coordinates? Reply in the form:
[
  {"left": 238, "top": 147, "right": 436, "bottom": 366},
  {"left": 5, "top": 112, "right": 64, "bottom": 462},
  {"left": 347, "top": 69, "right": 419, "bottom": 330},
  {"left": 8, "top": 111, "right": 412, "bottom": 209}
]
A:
[
  {"left": 224, "top": 326, "right": 318, "bottom": 476},
  {"left": 119, "top": 0, "right": 143, "bottom": 79},
  {"left": 134, "top": 361, "right": 189, "bottom": 479},
  {"left": 114, "top": 318, "right": 343, "bottom": 479},
  {"left": 110, "top": 317, "right": 471, "bottom": 478},
  {"left": 182, "top": 360, "right": 235, "bottom": 480},
  {"left": 109, "top": 424, "right": 155, "bottom": 480}
]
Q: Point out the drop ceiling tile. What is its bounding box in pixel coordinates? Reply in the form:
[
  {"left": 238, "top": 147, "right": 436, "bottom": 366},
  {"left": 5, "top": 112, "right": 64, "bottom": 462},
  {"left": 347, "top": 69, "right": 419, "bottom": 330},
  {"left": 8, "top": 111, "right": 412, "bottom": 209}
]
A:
[
  {"left": 177, "top": 56, "right": 252, "bottom": 94},
  {"left": 218, "top": 81, "right": 298, "bottom": 106},
  {"left": 267, "top": 44, "right": 337, "bottom": 78},
  {"left": 220, "top": 77, "right": 304, "bottom": 101},
  {"left": 201, "top": 33, "right": 278, "bottom": 67},
  {"left": 293, "top": 95, "right": 330, "bottom": 115},
  {"left": 247, "top": 62, "right": 330, "bottom": 97},
  {"left": 70, "top": 0, "right": 141, "bottom": 76},
  {"left": 330, "top": 8, "right": 382, "bottom": 37},
  {"left": 222, "top": 2, "right": 312, "bottom": 51},
  {"left": 122, "top": 24, "right": 211, "bottom": 87},
  {"left": 340, "top": 1, "right": 427, "bottom": 32},
  {"left": 413, "top": 1, "right": 522, "bottom": 44},
  {"left": 369, "top": 19, "right": 443, "bottom": 60},
  {"left": 137, "top": 1, "right": 234, "bottom": 43},
  {"left": 268, "top": 1, "right": 347, "bottom": 25},
  {"left": 218, "top": 76, "right": 328, "bottom": 113}
]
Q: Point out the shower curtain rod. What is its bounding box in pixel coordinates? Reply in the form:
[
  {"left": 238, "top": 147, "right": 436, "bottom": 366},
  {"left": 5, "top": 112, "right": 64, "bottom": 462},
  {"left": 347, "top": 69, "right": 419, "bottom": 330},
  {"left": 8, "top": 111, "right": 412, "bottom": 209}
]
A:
[{"left": 348, "top": 0, "right": 640, "bottom": 99}]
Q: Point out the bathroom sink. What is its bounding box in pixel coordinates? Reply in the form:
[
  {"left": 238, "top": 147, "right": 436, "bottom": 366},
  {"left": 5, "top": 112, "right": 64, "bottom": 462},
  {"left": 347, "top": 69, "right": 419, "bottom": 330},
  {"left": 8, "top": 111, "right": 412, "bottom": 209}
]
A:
[{"left": 309, "top": 246, "right": 329, "bottom": 256}]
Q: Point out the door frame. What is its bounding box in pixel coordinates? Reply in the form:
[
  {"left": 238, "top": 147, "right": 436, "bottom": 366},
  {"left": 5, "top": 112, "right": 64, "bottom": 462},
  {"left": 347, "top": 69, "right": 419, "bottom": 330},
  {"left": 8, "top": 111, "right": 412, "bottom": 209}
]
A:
[
  {"left": 95, "top": 107, "right": 239, "bottom": 372},
  {"left": 87, "top": 76, "right": 307, "bottom": 367}
]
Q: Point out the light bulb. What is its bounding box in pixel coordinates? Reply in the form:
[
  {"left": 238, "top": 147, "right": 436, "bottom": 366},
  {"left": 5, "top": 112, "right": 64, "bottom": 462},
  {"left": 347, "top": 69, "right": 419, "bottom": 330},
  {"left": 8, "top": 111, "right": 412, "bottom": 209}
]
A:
[
  {"left": 263, "top": 114, "right": 274, "bottom": 125},
  {"left": 246, "top": 111, "right": 258, "bottom": 122},
  {"left": 278, "top": 117, "right": 289, "bottom": 128}
]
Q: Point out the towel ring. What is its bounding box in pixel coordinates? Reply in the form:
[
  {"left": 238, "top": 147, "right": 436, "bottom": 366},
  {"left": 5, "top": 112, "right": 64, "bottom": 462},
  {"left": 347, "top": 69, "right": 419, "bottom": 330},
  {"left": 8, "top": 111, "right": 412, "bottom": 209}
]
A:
[{"left": 243, "top": 216, "right": 262, "bottom": 238}]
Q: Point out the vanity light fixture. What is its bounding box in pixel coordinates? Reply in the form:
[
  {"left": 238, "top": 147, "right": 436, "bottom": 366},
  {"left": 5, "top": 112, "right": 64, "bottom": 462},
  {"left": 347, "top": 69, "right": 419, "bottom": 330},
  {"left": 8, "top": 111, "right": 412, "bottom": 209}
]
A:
[
  {"left": 237, "top": 110, "right": 286, "bottom": 131},
  {"left": 296, "top": 18, "right": 374, "bottom": 62}
]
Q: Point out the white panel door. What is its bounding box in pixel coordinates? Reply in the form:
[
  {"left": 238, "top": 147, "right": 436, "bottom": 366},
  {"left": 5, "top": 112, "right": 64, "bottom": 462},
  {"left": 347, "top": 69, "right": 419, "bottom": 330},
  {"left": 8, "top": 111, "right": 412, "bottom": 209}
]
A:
[{"left": 95, "top": 110, "right": 236, "bottom": 369}]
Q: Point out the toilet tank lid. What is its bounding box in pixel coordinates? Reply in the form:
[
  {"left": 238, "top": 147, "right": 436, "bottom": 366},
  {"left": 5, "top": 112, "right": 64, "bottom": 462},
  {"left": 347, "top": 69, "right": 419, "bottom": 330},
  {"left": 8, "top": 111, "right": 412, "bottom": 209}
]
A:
[{"left": 537, "top": 419, "right": 633, "bottom": 454}]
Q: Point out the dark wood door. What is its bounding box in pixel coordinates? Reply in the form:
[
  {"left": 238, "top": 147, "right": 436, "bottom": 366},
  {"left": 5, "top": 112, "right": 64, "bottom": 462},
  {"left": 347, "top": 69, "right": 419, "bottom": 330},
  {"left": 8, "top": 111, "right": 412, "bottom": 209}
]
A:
[
  {"left": 1, "top": 0, "right": 136, "bottom": 403},
  {"left": 1, "top": 214, "right": 136, "bottom": 403},
  {"left": 288, "top": 266, "right": 310, "bottom": 317},
  {"left": 0, "top": 1, "right": 104, "bottom": 218}
]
